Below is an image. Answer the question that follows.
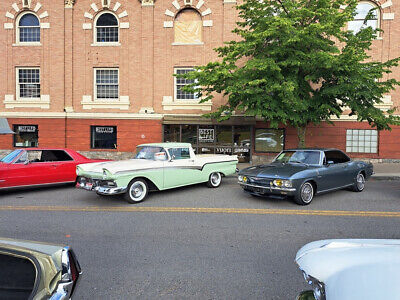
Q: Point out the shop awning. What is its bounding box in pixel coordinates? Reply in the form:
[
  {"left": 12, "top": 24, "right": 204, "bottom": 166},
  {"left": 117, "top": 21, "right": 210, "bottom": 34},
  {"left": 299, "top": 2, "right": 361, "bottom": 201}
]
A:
[
  {"left": 0, "top": 118, "right": 14, "bottom": 134},
  {"left": 163, "top": 115, "right": 256, "bottom": 125}
]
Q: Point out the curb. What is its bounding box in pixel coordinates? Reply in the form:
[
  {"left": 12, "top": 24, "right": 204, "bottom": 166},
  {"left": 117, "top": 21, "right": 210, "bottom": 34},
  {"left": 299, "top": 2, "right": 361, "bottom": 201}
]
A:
[{"left": 371, "top": 175, "right": 400, "bottom": 181}]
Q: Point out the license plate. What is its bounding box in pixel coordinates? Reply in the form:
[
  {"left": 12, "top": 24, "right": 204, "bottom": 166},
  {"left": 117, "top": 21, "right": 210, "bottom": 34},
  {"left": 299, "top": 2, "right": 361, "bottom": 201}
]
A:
[{"left": 84, "top": 182, "right": 93, "bottom": 190}]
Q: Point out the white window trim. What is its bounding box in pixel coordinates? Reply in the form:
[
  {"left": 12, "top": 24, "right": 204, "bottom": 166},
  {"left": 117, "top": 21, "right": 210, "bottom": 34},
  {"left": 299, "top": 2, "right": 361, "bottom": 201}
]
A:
[
  {"left": 16, "top": 11, "right": 41, "bottom": 45},
  {"left": 348, "top": 1, "right": 381, "bottom": 37},
  {"left": 346, "top": 129, "right": 378, "bottom": 154},
  {"left": 94, "top": 68, "right": 120, "bottom": 101},
  {"left": 93, "top": 11, "right": 120, "bottom": 46},
  {"left": 174, "top": 67, "right": 200, "bottom": 101},
  {"left": 16, "top": 67, "right": 41, "bottom": 101}
]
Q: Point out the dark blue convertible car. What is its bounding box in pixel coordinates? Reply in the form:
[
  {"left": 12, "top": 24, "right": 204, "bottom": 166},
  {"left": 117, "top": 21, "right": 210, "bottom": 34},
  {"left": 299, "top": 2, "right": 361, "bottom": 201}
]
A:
[{"left": 238, "top": 148, "right": 374, "bottom": 205}]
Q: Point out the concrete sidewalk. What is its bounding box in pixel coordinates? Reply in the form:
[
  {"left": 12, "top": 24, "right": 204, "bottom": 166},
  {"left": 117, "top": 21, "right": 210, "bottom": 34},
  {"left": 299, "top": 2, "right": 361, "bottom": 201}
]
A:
[
  {"left": 370, "top": 163, "right": 400, "bottom": 180},
  {"left": 237, "top": 162, "right": 400, "bottom": 180}
]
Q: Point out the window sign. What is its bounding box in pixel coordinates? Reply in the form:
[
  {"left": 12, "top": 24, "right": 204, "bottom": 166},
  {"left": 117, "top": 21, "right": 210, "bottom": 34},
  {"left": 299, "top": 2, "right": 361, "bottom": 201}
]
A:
[
  {"left": 18, "top": 126, "right": 37, "bottom": 133},
  {"left": 91, "top": 126, "right": 117, "bottom": 149},
  {"left": 13, "top": 125, "right": 38, "bottom": 147},
  {"left": 95, "top": 127, "right": 114, "bottom": 134},
  {"left": 199, "top": 128, "right": 214, "bottom": 143}
]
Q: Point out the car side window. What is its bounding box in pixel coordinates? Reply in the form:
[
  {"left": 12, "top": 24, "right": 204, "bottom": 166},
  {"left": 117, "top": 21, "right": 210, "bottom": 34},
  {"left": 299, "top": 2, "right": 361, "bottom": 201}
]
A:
[
  {"left": 168, "top": 148, "right": 191, "bottom": 160},
  {"left": 324, "top": 150, "right": 350, "bottom": 164},
  {"left": 40, "top": 150, "right": 73, "bottom": 162},
  {"left": 0, "top": 253, "right": 37, "bottom": 299}
]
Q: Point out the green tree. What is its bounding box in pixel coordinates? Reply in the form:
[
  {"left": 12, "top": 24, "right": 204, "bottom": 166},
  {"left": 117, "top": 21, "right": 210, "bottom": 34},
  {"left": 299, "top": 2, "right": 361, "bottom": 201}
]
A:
[{"left": 180, "top": 0, "right": 400, "bottom": 147}]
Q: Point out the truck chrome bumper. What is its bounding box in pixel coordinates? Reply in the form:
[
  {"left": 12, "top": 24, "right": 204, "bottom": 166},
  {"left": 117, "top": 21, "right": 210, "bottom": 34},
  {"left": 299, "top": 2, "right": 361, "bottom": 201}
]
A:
[{"left": 94, "top": 186, "right": 127, "bottom": 195}]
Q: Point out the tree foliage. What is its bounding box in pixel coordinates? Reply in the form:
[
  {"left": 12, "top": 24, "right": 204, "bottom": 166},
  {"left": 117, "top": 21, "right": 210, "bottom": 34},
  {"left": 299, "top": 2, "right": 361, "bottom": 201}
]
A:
[{"left": 180, "top": 0, "right": 400, "bottom": 146}]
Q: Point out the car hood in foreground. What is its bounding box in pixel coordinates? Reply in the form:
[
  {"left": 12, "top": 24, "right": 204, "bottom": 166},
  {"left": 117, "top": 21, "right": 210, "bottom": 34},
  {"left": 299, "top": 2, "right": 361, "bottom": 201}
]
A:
[
  {"left": 296, "top": 239, "right": 400, "bottom": 300},
  {"left": 239, "top": 163, "right": 314, "bottom": 179}
]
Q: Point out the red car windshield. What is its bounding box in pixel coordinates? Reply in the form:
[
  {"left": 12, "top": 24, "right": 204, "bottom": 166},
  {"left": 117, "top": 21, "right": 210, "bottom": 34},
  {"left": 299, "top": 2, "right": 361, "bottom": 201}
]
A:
[{"left": 0, "top": 150, "right": 23, "bottom": 164}]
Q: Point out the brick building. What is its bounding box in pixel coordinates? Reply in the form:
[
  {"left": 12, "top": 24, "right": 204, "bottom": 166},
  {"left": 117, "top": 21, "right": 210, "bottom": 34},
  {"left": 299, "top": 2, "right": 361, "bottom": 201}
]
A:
[{"left": 0, "top": 0, "right": 399, "bottom": 163}]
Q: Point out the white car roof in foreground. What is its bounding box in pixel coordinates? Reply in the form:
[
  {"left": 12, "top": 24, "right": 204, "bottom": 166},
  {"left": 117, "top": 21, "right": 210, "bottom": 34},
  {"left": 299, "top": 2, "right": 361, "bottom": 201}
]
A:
[{"left": 296, "top": 239, "right": 400, "bottom": 300}]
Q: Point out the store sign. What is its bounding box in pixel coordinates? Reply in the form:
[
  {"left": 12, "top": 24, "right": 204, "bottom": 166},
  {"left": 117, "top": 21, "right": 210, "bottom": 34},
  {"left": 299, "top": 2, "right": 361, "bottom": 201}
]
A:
[
  {"left": 234, "top": 148, "right": 250, "bottom": 153},
  {"left": 216, "top": 147, "right": 232, "bottom": 153},
  {"left": 18, "top": 126, "right": 36, "bottom": 133},
  {"left": 96, "top": 127, "right": 114, "bottom": 134},
  {"left": 199, "top": 128, "right": 214, "bottom": 143}
]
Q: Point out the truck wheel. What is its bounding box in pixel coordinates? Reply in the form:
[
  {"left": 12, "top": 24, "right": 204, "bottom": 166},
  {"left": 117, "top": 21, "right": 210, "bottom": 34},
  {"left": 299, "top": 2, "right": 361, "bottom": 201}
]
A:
[
  {"left": 125, "top": 179, "right": 148, "bottom": 204},
  {"left": 293, "top": 181, "right": 314, "bottom": 205},
  {"left": 207, "top": 172, "right": 222, "bottom": 188},
  {"left": 351, "top": 172, "right": 365, "bottom": 192}
]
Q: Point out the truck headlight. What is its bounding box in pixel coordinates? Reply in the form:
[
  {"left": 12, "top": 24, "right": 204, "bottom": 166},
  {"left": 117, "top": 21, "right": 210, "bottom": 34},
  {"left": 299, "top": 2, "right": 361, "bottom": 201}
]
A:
[{"left": 238, "top": 175, "right": 243, "bottom": 182}]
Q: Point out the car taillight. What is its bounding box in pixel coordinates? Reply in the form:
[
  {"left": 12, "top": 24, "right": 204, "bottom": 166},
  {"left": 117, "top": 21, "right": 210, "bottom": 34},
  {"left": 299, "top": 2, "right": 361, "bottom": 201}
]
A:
[{"left": 68, "top": 251, "right": 78, "bottom": 282}]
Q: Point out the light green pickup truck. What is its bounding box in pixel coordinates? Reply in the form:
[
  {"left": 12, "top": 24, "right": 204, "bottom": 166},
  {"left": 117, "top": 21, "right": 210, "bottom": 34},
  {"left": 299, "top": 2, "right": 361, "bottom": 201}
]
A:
[{"left": 76, "top": 143, "right": 238, "bottom": 203}]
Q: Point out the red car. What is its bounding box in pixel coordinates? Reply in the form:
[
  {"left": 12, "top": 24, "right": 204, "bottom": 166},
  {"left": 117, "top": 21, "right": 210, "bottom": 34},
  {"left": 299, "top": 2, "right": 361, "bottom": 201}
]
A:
[{"left": 0, "top": 148, "right": 106, "bottom": 189}]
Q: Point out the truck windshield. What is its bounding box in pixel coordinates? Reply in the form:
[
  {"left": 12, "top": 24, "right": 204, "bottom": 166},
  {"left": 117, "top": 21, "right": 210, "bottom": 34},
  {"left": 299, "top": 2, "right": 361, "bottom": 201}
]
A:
[
  {"left": 0, "top": 150, "right": 23, "bottom": 164},
  {"left": 133, "top": 147, "right": 166, "bottom": 160},
  {"left": 274, "top": 150, "right": 320, "bottom": 165}
]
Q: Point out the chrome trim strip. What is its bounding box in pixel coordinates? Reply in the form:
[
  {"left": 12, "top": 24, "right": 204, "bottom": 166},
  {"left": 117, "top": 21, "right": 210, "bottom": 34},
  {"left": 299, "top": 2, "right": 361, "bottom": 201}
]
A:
[
  {"left": 0, "top": 181, "right": 75, "bottom": 190},
  {"left": 238, "top": 182, "right": 296, "bottom": 192},
  {"left": 114, "top": 160, "right": 238, "bottom": 175},
  {"left": 316, "top": 183, "right": 354, "bottom": 194}
]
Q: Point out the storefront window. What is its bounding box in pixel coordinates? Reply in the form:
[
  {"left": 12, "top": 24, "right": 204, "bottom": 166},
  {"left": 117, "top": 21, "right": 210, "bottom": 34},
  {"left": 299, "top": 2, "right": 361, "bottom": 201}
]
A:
[
  {"left": 234, "top": 126, "right": 251, "bottom": 163},
  {"left": 91, "top": 126, "right": 117, "bottom": 149},
  {"left": 163, "top": 124, "right": 253, "bottom": 162},
  {"left": 216, "top": 126, "right": 232, "bottom": 154},
  {"left": 254, "top": 128, "right": 284, "bottom": 153},
  {"left": 13, "top": 125, "right": 38, "bottom": 147},
  {"left": 181, "top": 125, "right": 197, "bottom": 146},
  {"left": 164, "top": 125, "right": 180, "bottom": 142}
]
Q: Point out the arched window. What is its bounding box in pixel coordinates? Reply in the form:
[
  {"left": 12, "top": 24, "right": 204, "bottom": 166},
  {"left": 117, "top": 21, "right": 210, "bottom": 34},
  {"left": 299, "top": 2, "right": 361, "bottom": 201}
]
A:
[
  {"left": 17, "top": 13, "right": 40, "bottom": 43},
  {"left": 95, "top": 12, "right": 119, "bottom": 43},
  {"left": 174, "top": 9, "right": 202, "bottom": 44},
  {"left": 348, "top": 2, "right": 379, "bottom": 34}
]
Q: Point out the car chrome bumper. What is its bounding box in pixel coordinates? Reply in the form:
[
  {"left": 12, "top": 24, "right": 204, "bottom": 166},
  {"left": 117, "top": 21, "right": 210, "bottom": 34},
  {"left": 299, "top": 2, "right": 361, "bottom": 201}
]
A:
[
  {"left": 94, "top": 186, "right": 127, "bottom": 195},
  {"left": 238, "top": 182, "right": 296, "bottom": 195}
]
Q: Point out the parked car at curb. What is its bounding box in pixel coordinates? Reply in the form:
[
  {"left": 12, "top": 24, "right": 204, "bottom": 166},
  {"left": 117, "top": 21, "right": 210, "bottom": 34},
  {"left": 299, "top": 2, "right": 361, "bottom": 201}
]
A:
[
  {"left": 0, "top": 148, "right": 106, "bottom": 190},
  {"left": 76, "top": 142, "right": 238, "bottom": 204},
  {"left": 238, "top": 148, "right": 373, "bottom": 205},
  {"left": 295, "top": 239, "right": 400, "bottom": 300},
  {"left": 0, "top": 237, "right": 81, "bottom": 299}
]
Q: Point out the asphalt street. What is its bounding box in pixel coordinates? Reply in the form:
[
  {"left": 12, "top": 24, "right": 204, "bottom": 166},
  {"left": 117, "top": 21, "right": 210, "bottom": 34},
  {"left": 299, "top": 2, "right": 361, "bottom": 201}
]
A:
[{"left": 0, "top": 177, "right": 399, "bottom": 299}]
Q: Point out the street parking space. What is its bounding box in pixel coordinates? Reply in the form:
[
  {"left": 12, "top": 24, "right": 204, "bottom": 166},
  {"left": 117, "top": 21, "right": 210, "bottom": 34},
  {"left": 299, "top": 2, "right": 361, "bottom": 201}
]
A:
[
  {"left": 0, "top": 177, "right": 400, "bottom": 299},
  {"left": 0, "top": 176, "right": 399, "bottom": 212}
]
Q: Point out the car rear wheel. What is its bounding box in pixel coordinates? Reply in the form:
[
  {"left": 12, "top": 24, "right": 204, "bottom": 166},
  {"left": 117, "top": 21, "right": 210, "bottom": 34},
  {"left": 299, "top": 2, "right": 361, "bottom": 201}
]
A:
[
  {"left": 294, "top": 182, "right": 314, "bottom": 205},
  {"left": 352, "top": 172, "right": 365, "bottom": 192},
  {"left": 207, "top": 172, "right": 222, "bottom": 188},
  {"left": 125, "top": 179, "right": 148, "bottom": 204}
]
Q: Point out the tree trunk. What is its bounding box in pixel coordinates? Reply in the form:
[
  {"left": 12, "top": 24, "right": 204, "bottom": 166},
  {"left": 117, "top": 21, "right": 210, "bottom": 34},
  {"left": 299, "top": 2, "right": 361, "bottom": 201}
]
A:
[{"left": 297, "top": 126, "right": 307, "bottom": 148}]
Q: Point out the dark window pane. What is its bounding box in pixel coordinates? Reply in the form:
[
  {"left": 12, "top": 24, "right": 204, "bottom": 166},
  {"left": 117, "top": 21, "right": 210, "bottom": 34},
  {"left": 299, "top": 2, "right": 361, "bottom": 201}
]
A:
[
  {"left": 255, "top": 129, "right": 284, "bottom": 153},
  {"left": 97, "top": 13, "right": 118, "bottom": 26},
  {"left": 13, "top": 125, "right": 38, "bottom": 147},
  {"left": 91, "top": 126, "right": 117, "bottom": 149},
  {"left": 324, "top": 150, "right": 350, "bottom": 164},
  {"left": 181, "top": 125, "right": 197, "bottom": 145},
  {"left": 19, "top": 14, "right": 40, "bottom": 26},
  {"left": 0, "top": 253, "right": 36, "bottom": 300},
  {"left": 164, "top": 125, "right": 180, "bottom": 142}
]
